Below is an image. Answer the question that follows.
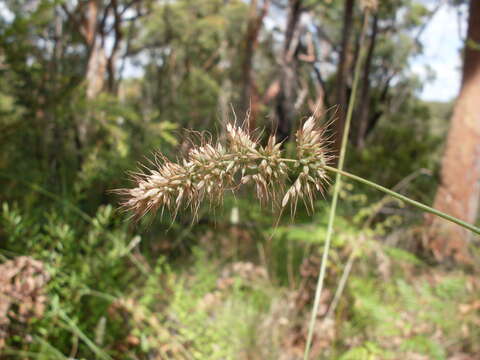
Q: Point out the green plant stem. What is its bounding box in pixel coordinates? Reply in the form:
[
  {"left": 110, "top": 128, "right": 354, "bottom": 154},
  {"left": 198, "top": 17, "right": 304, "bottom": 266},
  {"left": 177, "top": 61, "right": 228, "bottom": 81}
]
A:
[
  {"left": 323, "top": 165, "right": 480, "bottom": 235},
  {"left": 58, "top": 310, "right": 112, "bottom": 360},
  {"left": 278, "top": 159, "right": 480, "bottom": 234},
  {"left": 303, "top": 10, "right": 371, "bottom": 360}
]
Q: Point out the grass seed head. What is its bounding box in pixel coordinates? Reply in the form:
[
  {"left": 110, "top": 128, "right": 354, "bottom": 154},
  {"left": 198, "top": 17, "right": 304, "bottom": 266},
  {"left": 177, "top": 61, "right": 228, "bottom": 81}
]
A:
[{"left": 118, "top": 116, "right": 331, "bottom": 220}]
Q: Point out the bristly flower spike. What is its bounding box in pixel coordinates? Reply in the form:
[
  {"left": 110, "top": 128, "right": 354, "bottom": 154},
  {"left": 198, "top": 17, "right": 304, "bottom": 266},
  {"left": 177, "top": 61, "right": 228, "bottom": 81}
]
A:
[{"left": 117, "top": 117, "right": 331, "bottom": 220}]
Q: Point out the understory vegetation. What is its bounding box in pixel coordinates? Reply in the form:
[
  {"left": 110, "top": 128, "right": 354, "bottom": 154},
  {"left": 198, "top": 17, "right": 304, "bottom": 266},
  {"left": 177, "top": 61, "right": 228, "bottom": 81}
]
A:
[{"left": 2, "top": 191, "right": 480, "bottom": 359}]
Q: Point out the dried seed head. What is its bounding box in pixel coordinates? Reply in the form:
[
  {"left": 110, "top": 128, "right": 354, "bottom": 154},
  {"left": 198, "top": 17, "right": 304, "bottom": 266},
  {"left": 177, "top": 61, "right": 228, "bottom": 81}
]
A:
[{"left": 117, "top": 116, "right": 331, "bottom": 220}]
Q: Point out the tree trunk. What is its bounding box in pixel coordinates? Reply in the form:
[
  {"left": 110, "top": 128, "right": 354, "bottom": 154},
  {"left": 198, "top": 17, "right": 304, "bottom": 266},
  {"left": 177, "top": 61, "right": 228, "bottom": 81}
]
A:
[
  {"left": 86, "top": 38, "right": 107, "bottom": 99},
  {"left": 427, "top": 0, "right": 480, "bottom": 264},
  {"left": 333, "top": 0, "right": 355, "bottom": 154},
  {"left": 275, "top": 0, "right": 302, "bottom": 143},
  {"left": 84, "top": 0, "right": 106, "bottom": 99},
  {"left": 355, "top": 13, "right": 378, "bottom": 149},
  {"left": 78, "top": 0, "right": 107, "bottom": 145},
  {"left": 240, "top": 0, "right": 270, "bottom": 131},
  {"left": 106, "top": 0, "right": 123, "bottom": 94}
]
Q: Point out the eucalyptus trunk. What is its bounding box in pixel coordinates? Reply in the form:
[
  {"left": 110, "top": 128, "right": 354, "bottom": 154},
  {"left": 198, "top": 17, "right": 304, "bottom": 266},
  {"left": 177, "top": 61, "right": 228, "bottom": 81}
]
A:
[{"left": 427, "top": 0, "right": 480, "bottom": 263}]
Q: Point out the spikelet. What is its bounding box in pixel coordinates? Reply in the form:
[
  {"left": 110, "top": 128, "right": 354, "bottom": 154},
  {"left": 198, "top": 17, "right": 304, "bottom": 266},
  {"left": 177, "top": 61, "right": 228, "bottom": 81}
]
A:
[
  {"left": 282, "top": 116, "right": 332, "bottom": 213},
  {"left": 242, "top": 135, "right": 289, "bottom": 206},
  {"left": 120, "top": 160, "right": 193, "bottom": 219},
  {"left": 226, "top": 123, "right": 258, "bottom": 155},
  {"left": 185, "top": 142, "right": 234, "bottom": 209}
]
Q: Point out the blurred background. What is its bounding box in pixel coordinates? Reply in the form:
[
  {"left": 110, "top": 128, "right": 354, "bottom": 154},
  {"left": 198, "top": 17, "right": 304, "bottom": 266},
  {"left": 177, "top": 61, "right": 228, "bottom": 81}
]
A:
[{"left": 1, "top": 0, "right": 480, "bottom": 359}]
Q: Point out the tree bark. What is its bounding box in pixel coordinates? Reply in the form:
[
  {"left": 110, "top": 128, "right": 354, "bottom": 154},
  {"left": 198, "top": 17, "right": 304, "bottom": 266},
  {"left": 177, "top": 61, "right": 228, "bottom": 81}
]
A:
[
  {"left": 84, "top": 0, "right": 106, "bottom": 99},
  {"left": 70, "top": 0, "right": 107, "bottom": 146},
  {"left": 333, "top": 0, "right": 355, "bottom": 154},
  {"left": 240, "top": 0, "right": 270, "bottom": 131},
  {"left": 427, "top": 0, "right": 480, "bottom": 264},
  {"left": 355, "top": 13, "right": 378, "bottom": 149},
  {"left": 106, "top": 0, "right": 123, "bottom": 94},
  {"left": 86, "top": 39, "right": 107, "bottom": 99},
  {"left": 275, "top": 0, "right": 302, "bottom": 143}
]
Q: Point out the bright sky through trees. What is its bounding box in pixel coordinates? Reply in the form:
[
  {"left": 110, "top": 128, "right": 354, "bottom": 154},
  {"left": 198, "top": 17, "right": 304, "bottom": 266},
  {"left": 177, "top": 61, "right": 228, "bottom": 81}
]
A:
[{"left": 415, "top": 2, "right": 467, "bottom": 101}]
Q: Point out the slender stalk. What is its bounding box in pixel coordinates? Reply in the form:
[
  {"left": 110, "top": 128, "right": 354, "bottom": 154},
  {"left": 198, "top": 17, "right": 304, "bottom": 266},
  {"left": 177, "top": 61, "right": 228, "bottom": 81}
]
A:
[
  {"left": 324, "top": 165, "right": 480, "bottom": 235},
  {"left": 303, "top": 10, "right": 370, "bottom": 360},
  {"left": 277, "top": 159, "right": 480, "bottom": 234}
]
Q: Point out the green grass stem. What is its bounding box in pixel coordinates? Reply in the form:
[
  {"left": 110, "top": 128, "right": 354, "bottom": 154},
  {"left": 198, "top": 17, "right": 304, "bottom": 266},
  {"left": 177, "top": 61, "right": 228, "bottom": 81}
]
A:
[
  {"left": 324, "top": 165, "right": 480, "bottom": 235},
  {"left": 303, "top": 10, "right": 371, "bottom": 359}
]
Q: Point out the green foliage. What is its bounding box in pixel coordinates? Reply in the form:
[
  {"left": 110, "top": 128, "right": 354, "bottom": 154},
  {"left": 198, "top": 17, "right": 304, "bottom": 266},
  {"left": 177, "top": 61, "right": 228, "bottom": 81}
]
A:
[
  {"left": 1, "top": 202, "right": 137, "bottom": 357},
  {"left": 400, "top": 336, "right": 445, "bottom": 360},
  {"left": 350, "top": 98, "right": 441, "bottom": 194},
  {"left": 168, "top": 249, "right": 272, "bottom": 359},
  {"left": 138, "top": 0, "right": 248, "bottom": 130},
  {"left": 341, "top": 258, "right": 480, "bottom": 360},
  {"left": 384, "top": 247, "right": 423, "bottom": 265},
  {"left": 339, "top": 342, "right": 391, "bottom": 360}
]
